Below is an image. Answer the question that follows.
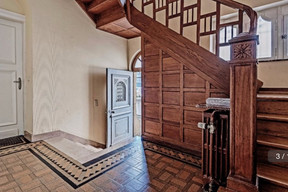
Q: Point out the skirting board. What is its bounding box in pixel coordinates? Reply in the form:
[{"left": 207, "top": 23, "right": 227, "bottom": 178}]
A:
[{"left": 24, "top": 131, "right": 105, "bottom": 149}]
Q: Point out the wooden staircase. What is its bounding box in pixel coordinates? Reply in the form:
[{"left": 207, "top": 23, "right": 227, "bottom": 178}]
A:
[
  {"left": 257, "top": 89, "right": 288, "bottom": 192},
  {"left": 73, "top": 0, "right": 288, "bottom": 191},
  {"left": 75, "top": 0, "right": 140, "bottom": 38}
]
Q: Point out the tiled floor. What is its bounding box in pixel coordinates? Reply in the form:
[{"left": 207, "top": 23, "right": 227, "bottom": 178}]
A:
[{"left": 0, "top": 138, "right": 203, "bottom": 192}]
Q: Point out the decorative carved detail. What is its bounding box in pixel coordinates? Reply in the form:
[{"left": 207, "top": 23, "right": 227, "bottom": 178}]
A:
[{"left": 233, "top": 43, "right": 253, "bottom": 59}]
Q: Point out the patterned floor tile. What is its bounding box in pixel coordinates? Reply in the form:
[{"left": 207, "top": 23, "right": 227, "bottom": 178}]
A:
[{"left": 0, "top": 137, "right": 203, "bottom": 191}]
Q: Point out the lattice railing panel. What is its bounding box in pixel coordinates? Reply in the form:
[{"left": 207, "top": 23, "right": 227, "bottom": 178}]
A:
[{"left": 133, "top": 0, "right": 246, "bottom": 56}]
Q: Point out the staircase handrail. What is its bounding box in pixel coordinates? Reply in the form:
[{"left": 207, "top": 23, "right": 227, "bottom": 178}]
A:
[{"left": 213, "top": 0, "right": 257, "bottom": 34}]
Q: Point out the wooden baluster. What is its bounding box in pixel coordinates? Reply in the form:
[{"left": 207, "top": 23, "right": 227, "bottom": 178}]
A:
[
  {"left": 153, "top": 0, "right": 156, "bottom": 19},
  {"left": 226, "top": 34, "right": 258, "bottom": 192},
  {"left": 238, "top": 10, "right": 243, "bottom": 33},
  {"left": 191, "top": 8, "right": 193, "bottom": 23},
  {"left": 210, "top": 16, "right": 212, "bottom": 32},
  {"left": 166, "top": 0, "right": 168, "bottom": 26},
  {"left": 196, "top": 0, "right": 201, "bottom": 45},
  {"left": 216, "top": 2, "right": 220, "bottom": 56},
  {"left": 142, "top": 0, "right": 144, "bottom": 13},
  {"left": 204, "top": 17, "right": 207, "bottom": 33},
  {"left": 180, "top": 0, "right": 183, "bottom": 35}
]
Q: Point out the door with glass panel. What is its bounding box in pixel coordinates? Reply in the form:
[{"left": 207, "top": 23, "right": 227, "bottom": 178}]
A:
[{"left": 106, "top": 69, "right": 133, "bottom": 147}]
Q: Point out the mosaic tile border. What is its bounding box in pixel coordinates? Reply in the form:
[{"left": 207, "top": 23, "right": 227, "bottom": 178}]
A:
[
  {"left": 0, "top": 136, "right": 29, "bottom": 150},
  {"left": 0, "top": 140, "right": 140, "bottom": 188},
  {"left": 142, "top": 140, "right": 201, "bottom": 168}
]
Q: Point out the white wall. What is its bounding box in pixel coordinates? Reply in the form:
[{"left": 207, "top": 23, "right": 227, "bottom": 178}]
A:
[
  {"left": 258, "top": 60, "right": 288, "bottom": 88},
  {"left": 128, "top": 37, "right": 141, "bottom": 69},
  {"left": 10, "top": 0, "right": 127, "bottom": 144}
]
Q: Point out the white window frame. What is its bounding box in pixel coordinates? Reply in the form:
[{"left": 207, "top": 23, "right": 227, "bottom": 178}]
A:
[
  {"left": 282, "top": 14, "right": 288, "bottom": 59},
  {"left": 256, "top": 7, "right": 278, "bottom": 61}
]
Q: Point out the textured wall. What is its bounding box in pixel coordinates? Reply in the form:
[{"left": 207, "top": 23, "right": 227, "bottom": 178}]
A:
[
  {"left": 0, "top": 0, "right": 24, "bottom": 14},
  {"left": 128, "top": 37, "right": 141, "bottom": 69},
  {"left": 259, "top": 61, "right": 288, "bottom": 88},
  {"left": 27, "top": 0, "right": 128, "bottom": 144}
]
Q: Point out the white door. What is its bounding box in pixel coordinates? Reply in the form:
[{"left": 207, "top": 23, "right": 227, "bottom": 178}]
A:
[
  {"left": 0, "top": 17, "right": 23, "bottom": 139},
  {"left": 106, "top": 68, "right": 133, "bottom": 147}
]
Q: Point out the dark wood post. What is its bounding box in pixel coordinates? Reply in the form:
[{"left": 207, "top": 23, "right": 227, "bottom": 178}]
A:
[{"left": 226, "top": 34, "right": 258, "bottom": 192}]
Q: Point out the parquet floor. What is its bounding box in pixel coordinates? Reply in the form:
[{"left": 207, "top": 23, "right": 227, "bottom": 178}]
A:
[{"left": 0, "top": 138, "right": 203, "bottom": 192}]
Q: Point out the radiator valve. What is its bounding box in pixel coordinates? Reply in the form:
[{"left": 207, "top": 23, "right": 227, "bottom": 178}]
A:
[{"left": 197, "top": 122, "right": 216, "bottom": 134}]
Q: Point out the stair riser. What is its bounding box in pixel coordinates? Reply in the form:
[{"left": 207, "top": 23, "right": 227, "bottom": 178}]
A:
[
  {"left": 257, "top": 120, "right": 288, "bottom": 138},
  {"left": 257, "top": 145, "right": 288, "bottom": 169},
  {"left": 257, "top": 100, "right": 288, "bottom": 115},
  {"left": 258, "top": 178, "right": 288, "bottom": 192}
]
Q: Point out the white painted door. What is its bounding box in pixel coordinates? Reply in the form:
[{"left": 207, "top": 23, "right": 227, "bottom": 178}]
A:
[
  {"left": 0, "top": 17, "right": 23, "bottom": 139},
  {"left": 106, "top": 68, "right": 133, "bottom": 147}
]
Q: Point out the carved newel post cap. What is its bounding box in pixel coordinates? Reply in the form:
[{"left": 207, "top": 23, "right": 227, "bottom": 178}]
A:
[
  {"left": 229, "top": 32, "right": 259, "bottom": 44},
  {"left": 229, "top": 33, "right": 259, "bottom": 61}
]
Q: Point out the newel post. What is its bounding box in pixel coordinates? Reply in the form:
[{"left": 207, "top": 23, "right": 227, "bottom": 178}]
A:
[{"left": 226, "top": 34, "right": 258, "bottom": 192}]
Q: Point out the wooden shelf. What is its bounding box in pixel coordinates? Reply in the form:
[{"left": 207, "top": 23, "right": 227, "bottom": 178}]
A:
[{"left": 257, "top": 163, "right": 288, "bottom": 188}]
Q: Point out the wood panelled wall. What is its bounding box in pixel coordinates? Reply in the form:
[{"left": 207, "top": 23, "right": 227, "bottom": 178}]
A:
[{"left": 141, "top": 35, "right": 228, "bottom": 155}]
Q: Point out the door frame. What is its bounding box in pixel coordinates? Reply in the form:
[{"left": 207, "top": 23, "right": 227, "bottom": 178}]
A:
[
  {"left": 0, "top": 8, "right": 26, "bottom": 136},
  {"left": 130, "top": 51, "right": 142, "bottom": 137}
]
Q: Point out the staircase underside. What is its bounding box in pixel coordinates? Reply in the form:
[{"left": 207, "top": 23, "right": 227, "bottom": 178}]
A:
[{"left": 76, "top": 0, "right": 140, "bottom": 38}]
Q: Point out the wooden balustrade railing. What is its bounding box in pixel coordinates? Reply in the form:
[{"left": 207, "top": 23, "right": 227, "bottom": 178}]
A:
[{"left": 129, "top": 0, "right": 257, "bottom": 56}]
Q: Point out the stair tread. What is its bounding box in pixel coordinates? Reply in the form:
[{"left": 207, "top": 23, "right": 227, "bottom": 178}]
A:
[
  {"left": 257, "top": 94, "right": 288, "bottom": 101},
  {"left": 258, "top": 88, "right": 288, "bottom": 95},
  {"left": 257, "top": 134, "right": 288, "bottom": 150},
  {"left": 257, "top": 163, "right": 288, "bottom": 188},
  {"left": 257, "top": 113, "right": 288, "bottom": 122}
]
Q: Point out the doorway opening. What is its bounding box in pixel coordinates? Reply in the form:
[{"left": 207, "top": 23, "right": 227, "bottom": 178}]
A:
[{"left": 131, "top": 52, "right": 142, "bottom": 137}]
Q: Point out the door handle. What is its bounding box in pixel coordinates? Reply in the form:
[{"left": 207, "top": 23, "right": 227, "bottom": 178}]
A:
[
  {"left": 111, "top": 110, "right": 115, "bottom": 114},
  {"left": 13, "top": 77, "right": 22, "bottom": 90}
]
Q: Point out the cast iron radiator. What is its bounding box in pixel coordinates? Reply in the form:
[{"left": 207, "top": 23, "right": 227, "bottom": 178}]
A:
[{"left": 198, "top": 109, "right": 230, "bottom": 192}]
